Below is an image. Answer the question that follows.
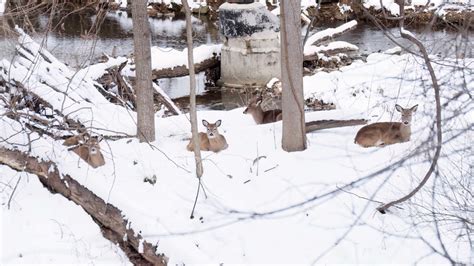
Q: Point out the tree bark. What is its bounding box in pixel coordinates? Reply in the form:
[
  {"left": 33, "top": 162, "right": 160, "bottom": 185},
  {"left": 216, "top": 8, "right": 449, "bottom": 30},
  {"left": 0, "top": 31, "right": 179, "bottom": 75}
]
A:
[
  {"left": 182, "top": 0, "right": 203, "bottom": 178},
  {"left": 281, "top": 1, "right": 306, "bottom": 152},
  {"left": 132, "top": 0, "right": 156, "bottom": 142},
  {"left": 0, "top": 147, "right": 167, "bottom": 265}
]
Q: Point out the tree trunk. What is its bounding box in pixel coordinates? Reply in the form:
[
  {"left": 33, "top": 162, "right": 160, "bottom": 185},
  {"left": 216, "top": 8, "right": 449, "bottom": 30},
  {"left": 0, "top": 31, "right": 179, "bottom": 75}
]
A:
[
  {"left": 280, "top": 1, "right": 306, "bottom": 152},
  {"left": 182, "top": 0, "right": 203, "bottom": 178},
  {"left": 132, "top": 0, "right": 156, "bottom": 142}
]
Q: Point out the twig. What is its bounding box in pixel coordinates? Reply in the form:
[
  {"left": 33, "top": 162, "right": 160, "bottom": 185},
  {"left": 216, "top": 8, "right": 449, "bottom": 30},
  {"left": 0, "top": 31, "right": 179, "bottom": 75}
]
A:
[
  {"left": 7, "top": 175, "right": 22, "bottom": 209},
  {"left": 377, "top": 0, "right": 443, "bottom": 214}
]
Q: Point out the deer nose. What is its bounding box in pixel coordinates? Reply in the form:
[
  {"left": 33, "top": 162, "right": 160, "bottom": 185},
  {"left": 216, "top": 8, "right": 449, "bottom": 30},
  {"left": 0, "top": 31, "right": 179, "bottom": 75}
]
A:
[{"left": 403, "top": 121, "right": 409, "bottom": 125}]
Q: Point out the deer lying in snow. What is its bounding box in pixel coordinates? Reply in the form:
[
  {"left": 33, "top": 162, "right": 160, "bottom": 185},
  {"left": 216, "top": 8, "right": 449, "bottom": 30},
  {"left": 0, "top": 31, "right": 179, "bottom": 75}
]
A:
[
  {"left": 63, "top": 133, "right": 105, "bottom": 168},
  {"left": 354, "top": 104, "right": 418, "bottom": 147},
  {"left": 186, "top": 119, "right": 228, "bottom": 152},
  {"left": 243, "top": 96, "right": 282, "bottom": 124}
]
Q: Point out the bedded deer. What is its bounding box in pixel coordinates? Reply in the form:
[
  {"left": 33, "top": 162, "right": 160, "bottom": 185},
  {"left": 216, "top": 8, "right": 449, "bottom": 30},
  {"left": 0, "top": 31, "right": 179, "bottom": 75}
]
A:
[
  {"left": 243, "top": 96, "right": 282, "bottom": 124},
  {"left": 63, "top": 133, "right": 105, "bottom": 168},
  {"left": 354, "top": 104, "right": 418, "bottom": 148},
  {"left": 186, "top": 119, "right": 228, "bottom": 152}
]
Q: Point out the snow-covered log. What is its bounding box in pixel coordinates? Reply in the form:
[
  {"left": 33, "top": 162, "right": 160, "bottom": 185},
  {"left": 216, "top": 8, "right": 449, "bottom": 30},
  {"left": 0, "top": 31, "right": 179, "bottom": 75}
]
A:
[
  {"left": 3, "top": 27, "right": 137, "bottom": 136},
  {"left": 304, "top": 20, "right": 357, "bottom": 48},
  {"left": 304, "top": 41, "right": 359, "bottom": 61},
  {"left": 0, "top": 147, "right": 168, "bottom": 265},
  {"left": 151, "top": 56, "right": 219, "bottom": 80}
]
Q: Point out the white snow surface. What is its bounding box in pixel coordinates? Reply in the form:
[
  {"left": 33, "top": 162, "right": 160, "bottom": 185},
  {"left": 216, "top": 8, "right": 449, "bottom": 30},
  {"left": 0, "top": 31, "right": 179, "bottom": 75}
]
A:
[
  {"left": 1, "top": 47, "right": 472, "bottom": 264},
  {"left": 0, "top": 0, "right": 5, "bottom": 14},
  {"left": 0, "top": 166, "right": 130, "bottom": 264},
  {"left": 1, "top": 28, "right": 473, "bottom": 265}
]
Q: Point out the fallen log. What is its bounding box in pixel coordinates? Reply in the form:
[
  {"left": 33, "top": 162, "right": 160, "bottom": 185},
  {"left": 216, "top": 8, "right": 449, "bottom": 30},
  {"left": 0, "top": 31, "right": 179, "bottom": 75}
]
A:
[
  {"left": 0, "top": 147, "right": 168, "bottom": 265},
  {"left": 304, "top": 20, "right": 358, "bottom": 48},
  {"left": 305, "top": 119, "right": 367, "bottom": 133},
  {"left": 151, "top": 57, "right": 219, "bottom": 80}
]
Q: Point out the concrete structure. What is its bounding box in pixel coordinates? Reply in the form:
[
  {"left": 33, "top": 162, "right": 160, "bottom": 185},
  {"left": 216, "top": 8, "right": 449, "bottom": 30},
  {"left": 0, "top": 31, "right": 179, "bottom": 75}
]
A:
[{"left": 218, "top": 0, "right": 280, "bottom": 88}]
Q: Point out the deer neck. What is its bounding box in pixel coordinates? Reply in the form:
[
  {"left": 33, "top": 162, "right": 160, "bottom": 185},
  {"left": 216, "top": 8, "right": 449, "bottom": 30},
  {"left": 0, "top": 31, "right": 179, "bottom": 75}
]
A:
[
  {"left": 251, "top": 107, "right": 265, "bottom": 124},
  {"left": 399, "top": 122, "right": 411, "bottom": 139}
]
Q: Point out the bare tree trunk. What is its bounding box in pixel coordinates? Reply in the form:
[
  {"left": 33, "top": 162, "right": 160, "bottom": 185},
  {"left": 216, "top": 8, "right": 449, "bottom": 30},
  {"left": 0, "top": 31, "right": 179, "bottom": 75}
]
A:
[
  {"left": 131, "top": 0, "right": 156, "bottom": 142},
  {"left": 281, "top": 1, "right": 306, "bottom": 152},
  {"left": 182, "top": 0, "right": 203, "bottom": 178}
]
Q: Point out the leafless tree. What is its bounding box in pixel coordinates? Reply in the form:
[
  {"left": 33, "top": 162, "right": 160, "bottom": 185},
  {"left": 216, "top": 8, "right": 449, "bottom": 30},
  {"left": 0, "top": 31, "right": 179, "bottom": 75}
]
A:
[
  {"left": 131, "top": 0, "right": 156, "bottom": 142},
  {"left": 182, "top": 0, "right": 203, "bottom": 178},
  {"left": 280, "top": 0, "right": 306, "bottom": 152}
]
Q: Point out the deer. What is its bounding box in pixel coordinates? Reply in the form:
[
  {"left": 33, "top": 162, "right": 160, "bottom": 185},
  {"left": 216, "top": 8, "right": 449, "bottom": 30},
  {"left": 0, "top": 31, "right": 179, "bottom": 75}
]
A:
[
  {"left": 243, "top": 96, "right": 282, "bottom": 124},
  {"left": 354, "top": 104, "right": 418, "bottom": 148},
  {"left": 63, "top": 133, "right": 106, "bottom": 168},
  {"left": 186, "top": 119, "right": 228, "bottom": 153}
]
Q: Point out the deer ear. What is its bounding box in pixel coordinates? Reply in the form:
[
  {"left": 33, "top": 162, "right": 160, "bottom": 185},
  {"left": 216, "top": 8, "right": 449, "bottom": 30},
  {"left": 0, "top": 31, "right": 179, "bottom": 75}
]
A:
[
  {"left": 411, "top": 104, "right": 418, "bottom": 112},
  {"left": 202, "top": 120, "right": 209, "bottom": 127},
  {"left": 395, "top": 104, "right": 403, "bottom": 112},
  {"left": 215, "top": 120, "right": 222, "bottom": 127}
]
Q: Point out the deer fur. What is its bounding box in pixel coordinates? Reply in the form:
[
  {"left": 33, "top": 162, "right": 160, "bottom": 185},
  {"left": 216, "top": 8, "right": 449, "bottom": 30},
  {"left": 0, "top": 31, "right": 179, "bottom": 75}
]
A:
[
  {"left": 354, "top": 104, "right": 418, "bottom": 148},
  {"left": 243, "top": 96, "right": 282, "bottom": 124},
  {"left": 63, "top": 133, "right": 105, "bottom": 168},
  {"left": 187, "top": 119, "right": 228, "bottom": 152}
]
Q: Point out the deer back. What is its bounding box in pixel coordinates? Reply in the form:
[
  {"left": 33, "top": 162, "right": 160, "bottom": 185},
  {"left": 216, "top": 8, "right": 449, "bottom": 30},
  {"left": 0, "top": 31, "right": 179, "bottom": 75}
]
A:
[
  {"left": 354, "top": 104, "right": 417, "bottom": 148},
  {"left": 243, "top": 96, "right": 282, "bottom": 124}
]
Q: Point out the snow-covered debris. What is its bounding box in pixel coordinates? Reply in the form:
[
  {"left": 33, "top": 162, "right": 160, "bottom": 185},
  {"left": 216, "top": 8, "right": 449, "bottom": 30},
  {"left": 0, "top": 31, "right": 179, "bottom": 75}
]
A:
[
  {"left": 122, "top": 44, "right": 221, "bottom": 77},
  {"left": 363, "top": 0, "right": 473, "bottom": 17},
  {"left": 304, "top": 41, "right": 359, "bottom": 57},
  {"left": 1, "top": 27, "right": 137, "bottom": 135}
]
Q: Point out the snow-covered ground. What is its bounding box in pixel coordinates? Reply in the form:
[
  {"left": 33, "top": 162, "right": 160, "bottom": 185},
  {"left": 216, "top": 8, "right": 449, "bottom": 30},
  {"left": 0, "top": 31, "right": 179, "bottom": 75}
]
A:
[
  {"left": 0, "top": 167, "right": 129, "bottom": 264},
  {"left": 0, "top": 1, "right": 5, "bottom": 14},
  {"left": 1, "top": 28, "right": 473, "bottom": 265}
]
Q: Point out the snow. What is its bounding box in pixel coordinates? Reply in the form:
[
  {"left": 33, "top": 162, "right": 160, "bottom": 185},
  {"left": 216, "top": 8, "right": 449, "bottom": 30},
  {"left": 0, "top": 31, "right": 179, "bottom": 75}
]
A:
[
  {"left": 0, "top": 166, "right": 130, "bottom": 264},
  {"left": 401, "top": 27, "right": 417, "bottom": 39},
  {"left": 0, "top": 0, "right": 5, "bottom": 14},
  {"left": 1, "top": 23, "right": 473, "bottom": 265},
  {"left": 304, "top": 41, "right": 359, "bottom": 56},
  {"left": 304, "top": 20, "right": 358, "bottom": 49},
  {"left": 2, "top": 46, "right": 473, "bottom": 264}
]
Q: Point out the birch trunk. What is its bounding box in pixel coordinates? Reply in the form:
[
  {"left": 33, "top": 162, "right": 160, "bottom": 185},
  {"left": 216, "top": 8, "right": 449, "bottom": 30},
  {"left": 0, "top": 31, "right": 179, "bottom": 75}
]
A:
[{"left": 281, "top": 1, "right": 306, "bottom": 152}]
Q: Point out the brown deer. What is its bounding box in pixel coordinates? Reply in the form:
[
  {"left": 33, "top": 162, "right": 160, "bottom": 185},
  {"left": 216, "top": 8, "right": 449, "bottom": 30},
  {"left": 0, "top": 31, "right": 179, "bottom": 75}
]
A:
[
  {"left": 63, "top": 133, "right": 106, "bottom": 168},
  {"left": 186, "top": 119, "right": 228, "bottom": 152},
  {"left": 354, "top": 104, "right": 418, "bottom": 148},
  {"left": 243, "top": 96, "right": 282, "bottom": 124}
]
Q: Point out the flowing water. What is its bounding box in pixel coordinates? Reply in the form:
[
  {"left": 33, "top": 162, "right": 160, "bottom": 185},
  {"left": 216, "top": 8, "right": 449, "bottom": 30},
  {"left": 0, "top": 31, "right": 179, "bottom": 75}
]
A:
[{"left": 0, "top": 10, "right": 471, "bottom": 110}]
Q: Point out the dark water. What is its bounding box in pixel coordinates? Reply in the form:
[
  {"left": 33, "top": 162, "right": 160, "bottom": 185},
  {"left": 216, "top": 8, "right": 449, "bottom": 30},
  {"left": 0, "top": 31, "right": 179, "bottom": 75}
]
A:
[
  {"left": 0, "top": 11, "right": 471, "bottom": 110},
  {"left": 0, "top": 11, "right": 220, "bottom": 68}
]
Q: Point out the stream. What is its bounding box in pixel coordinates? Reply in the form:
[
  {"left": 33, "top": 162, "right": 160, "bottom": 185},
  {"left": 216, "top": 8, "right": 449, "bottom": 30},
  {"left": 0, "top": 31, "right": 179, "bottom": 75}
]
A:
[{"left": 0, "top": 10, "right": 471, "bottom": 110}]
